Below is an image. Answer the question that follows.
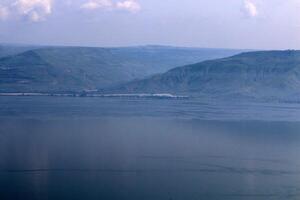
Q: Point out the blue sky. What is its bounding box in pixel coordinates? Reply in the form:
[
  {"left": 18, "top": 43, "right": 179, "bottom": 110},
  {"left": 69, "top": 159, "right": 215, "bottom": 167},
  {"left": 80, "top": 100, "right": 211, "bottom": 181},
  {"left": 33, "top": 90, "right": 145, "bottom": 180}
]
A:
[{"left": 0, "top": 0, "right": 299, "bottom": 49}]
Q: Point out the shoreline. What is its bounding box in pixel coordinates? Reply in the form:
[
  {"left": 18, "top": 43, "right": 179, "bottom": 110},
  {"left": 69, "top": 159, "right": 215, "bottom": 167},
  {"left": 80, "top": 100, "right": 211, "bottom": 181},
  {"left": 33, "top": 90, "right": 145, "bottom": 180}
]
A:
[{"left": 0, "top": 93, "right": 189, "bottom": 99}]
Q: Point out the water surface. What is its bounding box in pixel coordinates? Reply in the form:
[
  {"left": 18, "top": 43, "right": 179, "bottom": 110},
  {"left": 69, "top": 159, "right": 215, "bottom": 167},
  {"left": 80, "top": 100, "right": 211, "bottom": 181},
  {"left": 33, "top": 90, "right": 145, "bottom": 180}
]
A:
[{"left": 1, "top": 97, "right": 300, "bottom": 200}]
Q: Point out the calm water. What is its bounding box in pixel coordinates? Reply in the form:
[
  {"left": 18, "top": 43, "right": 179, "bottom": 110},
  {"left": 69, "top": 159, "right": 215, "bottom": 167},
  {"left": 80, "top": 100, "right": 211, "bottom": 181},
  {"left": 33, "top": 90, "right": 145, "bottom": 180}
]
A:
[{"left": 1, "top": 96, "right": 300, "bottom": 200}]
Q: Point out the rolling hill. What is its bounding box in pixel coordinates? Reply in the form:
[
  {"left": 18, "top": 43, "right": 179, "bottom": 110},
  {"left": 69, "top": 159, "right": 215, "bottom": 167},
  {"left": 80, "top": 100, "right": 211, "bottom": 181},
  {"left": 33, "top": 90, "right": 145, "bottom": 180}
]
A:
[
  {"left": 112, "top": 50, "right": 300, "bottom": 101},
  {"left": 0, "top": 44, "right": 39, "bottom": 58},
  {"left": 0, "top": 45, "right": 244, "bottom": 92}
]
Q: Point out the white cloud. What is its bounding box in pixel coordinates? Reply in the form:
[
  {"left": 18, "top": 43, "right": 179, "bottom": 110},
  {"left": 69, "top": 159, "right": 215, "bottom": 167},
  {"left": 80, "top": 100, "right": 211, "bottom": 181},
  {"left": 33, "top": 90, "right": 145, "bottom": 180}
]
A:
[
  {"left": 0, "top": 0, "right": 141, "bottom": 22},
  {"left": 242, "top": 0, "right": 258, "bottom": 17},
  {"left": 13, "top": 0, "right": 53, "bottom": 21},
  {"left": 0, "top": 5, "right": 9, "bottom": 20},
  {"left": 81, "top": 0, "right": 113, "bottom": 10},
  {"left": 28, "top": 10, "right": 41, "bottom": 21},
  {"left": 116, "top": 0, "right": 141, "bottom": 13},
  {"left": 81, "top": 0, "right": 141, "bottom": 13}
]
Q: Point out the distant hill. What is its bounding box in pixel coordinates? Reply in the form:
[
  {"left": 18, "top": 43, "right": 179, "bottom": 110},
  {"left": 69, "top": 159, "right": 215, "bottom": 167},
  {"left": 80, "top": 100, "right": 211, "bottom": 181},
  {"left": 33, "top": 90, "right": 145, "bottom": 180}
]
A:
[
  {"left": 0, "top": 45, "right": 244, "bottom": 92},
  {"left": 112, "top": 50, "right": 300, "bottom": 101},
  {"left": 0, "top": 44, "right": 39, "bottom": 58}
]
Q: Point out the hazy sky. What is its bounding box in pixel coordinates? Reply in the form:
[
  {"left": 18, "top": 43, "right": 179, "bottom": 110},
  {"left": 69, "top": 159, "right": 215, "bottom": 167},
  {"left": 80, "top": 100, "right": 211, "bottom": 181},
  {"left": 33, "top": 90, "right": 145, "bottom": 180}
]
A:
[{"left": 0, "top": 0, "right": 299, "bottom": 49}]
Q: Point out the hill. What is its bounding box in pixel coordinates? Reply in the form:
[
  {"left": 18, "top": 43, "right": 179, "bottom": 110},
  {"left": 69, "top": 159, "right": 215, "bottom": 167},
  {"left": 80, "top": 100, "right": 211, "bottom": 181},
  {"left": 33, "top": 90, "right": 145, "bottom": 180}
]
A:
[
  {"left": 0, "top": 45, "right": 244, "bottom": 92},
  {"left": 112, "top": 50, "right": 300, "bottom": 101},
  {"left": 0, "top": 44, "right": 39, "bottom": 58}
]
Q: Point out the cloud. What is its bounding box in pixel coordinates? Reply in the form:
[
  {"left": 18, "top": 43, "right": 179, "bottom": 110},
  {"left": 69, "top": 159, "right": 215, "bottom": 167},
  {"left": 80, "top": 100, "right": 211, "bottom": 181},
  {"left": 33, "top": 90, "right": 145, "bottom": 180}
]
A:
[
  {"left": 0, "top": 5, "right": 9, "bottom": 20},
  {"left": 0, "top": 0, "right": 141, "bottom": 22},
  {"left": 81, "top": 0, "right": 113, "bottom": 10},
  {"left": 81, "top": 0, "right": 141, "bottom": 13},
  {"left": 13, "top": 0, "right": 53, "bottom": 21},
  {"left": 242, "top": 0, "right": 258, "bottom": 17},
  {"left": 116, "top": 0, "right": 141, "bottom": 13}
]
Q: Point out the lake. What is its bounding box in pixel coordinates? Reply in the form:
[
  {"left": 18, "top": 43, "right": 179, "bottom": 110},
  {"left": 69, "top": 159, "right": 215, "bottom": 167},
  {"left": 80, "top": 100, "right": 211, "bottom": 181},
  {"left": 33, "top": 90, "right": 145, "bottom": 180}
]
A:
[{"left": 1, "top": 96, "right": 300, "bottom": 200}]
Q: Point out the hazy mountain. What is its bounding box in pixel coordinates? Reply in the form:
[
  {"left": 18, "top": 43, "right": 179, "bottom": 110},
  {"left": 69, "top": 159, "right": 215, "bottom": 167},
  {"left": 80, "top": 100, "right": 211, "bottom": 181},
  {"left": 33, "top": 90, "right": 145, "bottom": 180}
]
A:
[
  {"left": 0, "top": 45, "right": 244, "bottom": 92},
  {"left": 113, "top": 50, "right": 300, "bottom": 101},
  {"left": 0, "top": 44, "right": 39, "bottom": 58}
]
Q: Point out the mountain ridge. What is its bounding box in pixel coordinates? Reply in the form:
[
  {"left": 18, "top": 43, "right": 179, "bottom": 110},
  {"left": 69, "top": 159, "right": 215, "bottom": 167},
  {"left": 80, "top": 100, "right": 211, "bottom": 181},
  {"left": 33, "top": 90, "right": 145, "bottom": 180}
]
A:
[
  {"left": 0, "top": 45, "right": 245, "bottom": 92},
  {"left": 110, "top": 50, "right": 300, "bottom": 101}
]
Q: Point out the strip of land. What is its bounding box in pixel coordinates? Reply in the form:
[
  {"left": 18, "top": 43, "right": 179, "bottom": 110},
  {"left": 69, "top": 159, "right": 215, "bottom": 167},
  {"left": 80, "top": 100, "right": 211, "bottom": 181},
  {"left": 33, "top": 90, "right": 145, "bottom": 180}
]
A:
[{"left": 0, "top": 93, "right": 188, "bottom": 99}]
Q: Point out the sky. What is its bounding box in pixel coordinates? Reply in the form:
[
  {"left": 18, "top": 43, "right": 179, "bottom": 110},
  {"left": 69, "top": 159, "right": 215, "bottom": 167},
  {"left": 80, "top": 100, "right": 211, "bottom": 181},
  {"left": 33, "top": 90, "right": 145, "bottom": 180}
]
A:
[{"left": 0, "top": 0, "right": 299, "bottom": 49}]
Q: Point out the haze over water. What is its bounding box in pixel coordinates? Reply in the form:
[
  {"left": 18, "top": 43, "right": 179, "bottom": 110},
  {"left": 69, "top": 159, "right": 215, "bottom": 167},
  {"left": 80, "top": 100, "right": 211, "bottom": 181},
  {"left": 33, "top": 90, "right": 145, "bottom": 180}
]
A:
[{"left": 1, "top": 96, "right": 300, "bottom": 200}]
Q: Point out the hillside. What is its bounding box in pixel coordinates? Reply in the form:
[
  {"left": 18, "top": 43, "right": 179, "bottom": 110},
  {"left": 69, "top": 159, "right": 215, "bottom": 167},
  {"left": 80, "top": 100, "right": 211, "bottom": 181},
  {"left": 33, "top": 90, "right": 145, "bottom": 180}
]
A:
[
  {"left": 0, "top": 44, "right": 39, "bottom": 58},
  {"left": 0, "top": 45, "right": 244, "bottom": 92},
  {"left": 112, "top": 50, "right": 300, "bottom": 100}
]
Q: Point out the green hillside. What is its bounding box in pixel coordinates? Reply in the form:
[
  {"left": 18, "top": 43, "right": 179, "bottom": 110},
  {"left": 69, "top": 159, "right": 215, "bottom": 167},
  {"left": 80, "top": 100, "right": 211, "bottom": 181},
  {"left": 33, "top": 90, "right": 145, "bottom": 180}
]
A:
[
  {"left": 0, "top": 45, "right": 244, "bottom": 92},
  {"left": 113, "top": 50, "right": 300, "bottom": 100}
]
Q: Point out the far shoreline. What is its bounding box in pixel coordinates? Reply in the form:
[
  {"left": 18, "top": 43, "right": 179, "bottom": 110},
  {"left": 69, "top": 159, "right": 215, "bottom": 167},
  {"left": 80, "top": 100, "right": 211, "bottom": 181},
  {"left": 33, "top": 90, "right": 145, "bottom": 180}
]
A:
[{"left": 0, "top": 93, "right": 189, "bottom": 99}]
